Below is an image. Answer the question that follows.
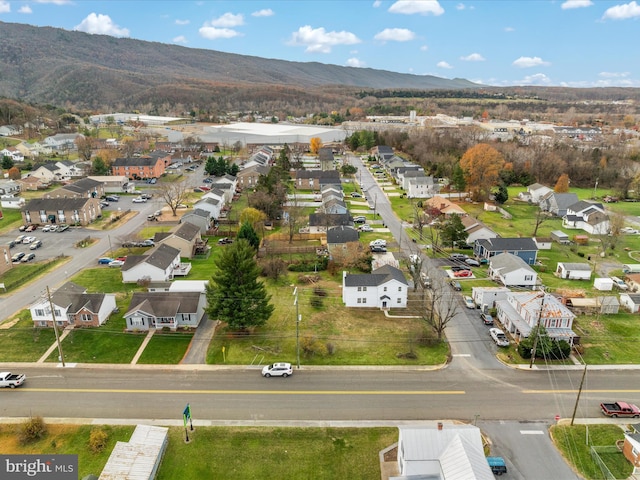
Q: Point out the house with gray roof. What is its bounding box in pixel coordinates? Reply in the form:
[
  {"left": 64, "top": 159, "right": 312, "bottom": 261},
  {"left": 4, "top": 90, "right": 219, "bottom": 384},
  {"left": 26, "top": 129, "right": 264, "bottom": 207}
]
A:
[
  {"left": 326, "top": 225, "right": 359, "bottom": 256},
  {"left": 121, "top": 244, "right": 191, "bottom": 283},
  {"left": 293, "top": 169, "right": 341, "bottom": 189},
  {"left": 406, "top": 175, "right": 439, "bottom": 199},
  {"left": 562, "top": 200, "right": 609, "bottom": 235},
  {"left": 308, "top": 213, "right": 352, "bottom": 233},
  {"left": 156, "top": 222, "right": 203, "bottom": 259},
  {"left": 519, "top": 183, "right": 552, "bottom": 204},
  {"left": 556, "top": 262, "right": 592, "bottom": 280},
  {"left": 46, "top": 177, "right": 104, "bottom": 199},
  {"left": 180, "top": 208, "right": 212, "bottom": 234},
  {"left": 322, "top": 197, "right": 348, "bottom": 215},
  {"left": 342, "top": 264, "right": 408, "bottom": 309},
  {"left": 29, "top": 281, "right": 116, "bottom": 328},
  {"left": 488, "top": 253, "right": 538, "bottom": 288},
  {"left": 539, "top": 192, "right": 579, "bottom": 217},
  {"left": 474, "top": 237, "right": 538, "bottom": 265},
  {"left": 373, "top": 145, "right": 394, "bottom": 163},
  {"left": 22, "top": 196, "right": 101, "bottom": 226},
  {"left": 124, "top": 291, "right": 205, "bottom": 331}
]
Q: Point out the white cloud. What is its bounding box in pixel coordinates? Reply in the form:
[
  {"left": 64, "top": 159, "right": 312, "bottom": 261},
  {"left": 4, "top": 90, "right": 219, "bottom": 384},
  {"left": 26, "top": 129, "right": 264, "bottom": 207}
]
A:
[
  {"left": 460, "top": 53, "right": 485, "bottom": 61},
  {"left": 437, "top": 61, "right": 453, "bottom": 69},
  {"left": 512, "top": 56, "right": 550, "bottom": 68},
  {"left": 175, "top": 19, "right": 190, "bottom": 25},
  {"left": 210, "top": 12, "right": 244, "bottom": 27},
  {"left": 504, "top": 26, "right": 515, "bottom": 32},
  {"left": 373, "top": 0, "right": 382, "bottom": 7},
  {"left": 0, "top": 1, "right": 10, "bottom": 13},
  {"left": 347, "top": 57, "right": 366, "bottom": 67},
  {"left": 561, "top": 0, "right": 593, "bottom": 9},
  {"left": 288, "top": 25, "right": 361, "bottom": 53},
  {"left": 602, "top": 1, "right": 640, "bottom": 19},
  {"left": 420, "top": 45, "right": 429, "bottom": 51},
  {"left": 19, "top": 5, "right": 32, "bottom": 13},
  {"left": 74, "top": 13, "right": 130, "bottom": 37},
  {"left": 35, "top": 0, "right": 71, "bottom": 4},
  {"left": 518, "top": 73, "right": 552, "bottom": 85},
  {"left": 599, "top": 71, "right": 630, "bottom": 78},
  {"left": 374, "top": 28, "right": 415, "bottom": 42},
  {"left": 173, "top": 35, "right": 187, "bottom": 44},
  {"left": 456, "top": 3, "right": 466, "bottom": 10},
  {"left": 389, "top": 0, "right": 444, "bottom": 16},
  {"left": 252, "top": 9, "right": 274, "bottom": 17},
  {"left": 199, "top": 26, "right": 242, "bottom": 40}
]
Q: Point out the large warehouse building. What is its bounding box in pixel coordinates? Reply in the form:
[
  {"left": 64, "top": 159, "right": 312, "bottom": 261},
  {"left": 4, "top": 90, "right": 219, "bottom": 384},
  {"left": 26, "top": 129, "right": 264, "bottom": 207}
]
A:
[{"left": 199, "top": 122, "right": 347, "bottom": 147}]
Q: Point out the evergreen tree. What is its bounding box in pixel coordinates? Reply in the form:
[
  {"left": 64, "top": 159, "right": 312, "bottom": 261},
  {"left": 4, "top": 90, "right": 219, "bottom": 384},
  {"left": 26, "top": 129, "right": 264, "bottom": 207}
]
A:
[
  {"left": 204, "top": 156, "right": 217, "bottom": 175},
  {"left": 439, "top": 215, "right": 468, "bottom": 249},
  {"left": 237, "top": 221, "right": 260, "bottom": 250},
  {"left": 451, "top": 164, "right": 466, "bottom": 192},
  {"left": 494, "top": 184, "right": 509, "bottom": 204},
  {"left": 205, "top": 239, "right": 274, "bottom": 331}
]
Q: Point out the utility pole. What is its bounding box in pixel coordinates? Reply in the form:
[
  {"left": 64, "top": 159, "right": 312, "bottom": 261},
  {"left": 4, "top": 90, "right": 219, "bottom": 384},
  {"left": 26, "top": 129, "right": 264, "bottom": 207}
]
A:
[
  {"left": 570, "top": 364, "right": 588, "bottom": 426},
  {"left": 47, "top": 286, "right": 65, "bottom": 367},
  {"left": 529, "top": 288, "right": 546, "bottom": 369},
  {"left": 293, "top": 287, "right": 301, "bottom": 369}
]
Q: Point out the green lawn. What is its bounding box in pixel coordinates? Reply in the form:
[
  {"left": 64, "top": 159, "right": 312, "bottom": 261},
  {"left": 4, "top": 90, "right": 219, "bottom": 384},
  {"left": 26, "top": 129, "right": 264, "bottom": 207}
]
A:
[
  {"left": 136, "top": 333, "right": 193, "bottom": 364},
  {"left": 0, "top": 315, "right": 57, "bottom": 362},
  {"left": 551, "top": 424, "right": 632, "bottom": 480}
]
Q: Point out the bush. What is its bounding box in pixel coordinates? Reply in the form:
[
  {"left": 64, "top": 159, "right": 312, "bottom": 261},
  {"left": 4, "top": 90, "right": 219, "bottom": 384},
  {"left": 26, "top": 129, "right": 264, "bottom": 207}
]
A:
[
  {"left": 19, "top": 416, "right": 47, "bottom": 444},
  {"left": 301, "top": 335, "right": 327, "bottom": 357},
  {"left": 313, "top": 287, "right": 328, "bottom": 297},
  {"left": 310, "top": 297, "right": 324, "bottom": 309},
  {"left": 89, "top": 427, "right": 109, "bottom": 453}
]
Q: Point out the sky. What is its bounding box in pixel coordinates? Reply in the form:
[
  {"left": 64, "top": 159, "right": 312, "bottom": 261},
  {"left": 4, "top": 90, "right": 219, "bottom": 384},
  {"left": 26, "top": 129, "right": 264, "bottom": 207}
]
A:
[{"left": 1, "top": 0, "right": 640, "bottom": 88}]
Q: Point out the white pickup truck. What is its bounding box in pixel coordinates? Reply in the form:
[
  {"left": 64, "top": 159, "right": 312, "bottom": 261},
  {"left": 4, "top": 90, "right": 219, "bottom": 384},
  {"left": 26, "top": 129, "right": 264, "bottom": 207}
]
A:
[{"left": 0, "top": 372, "right": 26, "bottom": 388}]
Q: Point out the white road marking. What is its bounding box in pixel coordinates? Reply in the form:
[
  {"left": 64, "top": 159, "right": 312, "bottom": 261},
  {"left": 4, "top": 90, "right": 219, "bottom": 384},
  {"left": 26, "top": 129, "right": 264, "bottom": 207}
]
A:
[{"left": 520, "top": 430, "right": 545, "bottom": 435}]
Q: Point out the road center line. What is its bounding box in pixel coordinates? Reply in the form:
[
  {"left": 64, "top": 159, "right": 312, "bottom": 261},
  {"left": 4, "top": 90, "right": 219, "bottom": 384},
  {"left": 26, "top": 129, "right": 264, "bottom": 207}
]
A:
[
  {"left": 523, "top": 389, "right": 640, "bottom": 394},
  {"left": 24, "top": 388, "right": 465, "bottom": 395}
]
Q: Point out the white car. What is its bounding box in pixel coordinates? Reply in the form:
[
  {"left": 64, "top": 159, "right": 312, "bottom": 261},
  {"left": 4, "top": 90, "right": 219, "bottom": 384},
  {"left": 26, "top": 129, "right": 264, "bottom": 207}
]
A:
[
  {"left": 489, "top": 328, "right": 510, "bottom": 347},
  {"left": 610, "top": 276, "right": 629, "bottom": 290},
  {"left": 23, "top": 236, "right": 36, "bottom": 244},
  {"left": 369, "top": 239, "right": 387, "bottom": 247},
  {"left": 359, "top": 224, "right": 373, "bottom": 232},
  {"left": 465, "top": 258, "right": 480, "bottom": 267},
  {"left": 132, "top": 196, "right": 147, "bottom": 203},
  {"left": 621, "top": 227, "right": 639, "bottom": 234},
  {"left": 463, "top": 296, "right": 475, "bottom": 309},
  {"left": 262, "top": 362, "right": 293, "bottom": 378}
]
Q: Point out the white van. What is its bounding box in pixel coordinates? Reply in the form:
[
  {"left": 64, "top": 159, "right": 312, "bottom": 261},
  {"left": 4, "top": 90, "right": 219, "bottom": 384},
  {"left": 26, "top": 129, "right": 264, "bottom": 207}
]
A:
[{"left": 622, "top": 264, "right": 640, "bottom": 274}]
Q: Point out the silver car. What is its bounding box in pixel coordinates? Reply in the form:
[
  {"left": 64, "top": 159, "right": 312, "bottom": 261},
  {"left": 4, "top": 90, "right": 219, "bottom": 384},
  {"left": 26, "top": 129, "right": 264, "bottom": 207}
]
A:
[{"left": 262, "top": 363, "right": 293, "bottom": 378}]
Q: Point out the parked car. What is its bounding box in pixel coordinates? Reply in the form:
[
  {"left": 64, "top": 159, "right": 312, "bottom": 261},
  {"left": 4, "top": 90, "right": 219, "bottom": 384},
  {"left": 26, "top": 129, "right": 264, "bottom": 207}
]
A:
[
  {"left": 15, "top": 234, "right": 26, "bottom": 243},
  {"left": 420, "top": 273, "right": 432, "bottom": 289},
  {"left": 105, "top": 195, "right": 119, "bottom": 202},
  {"left": 600, "top": 401, "right": 640, "bottom": 418},
  {"left": 8, "top": 240, "right": 16, "bottom": 249},
  {"left": 22, "top": 236, "right": 36, "bottom": 244},
  {"left": 25, "top": 224, "right": 38, "bottom": 232},
  {"left": 202, "top": 177, "right": 213, "bottom": 183},
  {"left": 22, "top": 253, "right": 36, "bottom": 262},
  {"left": 350, "top": 192, "right": 362, "bottom": 198},
  {"left": 480, "top": 313, "right": 494, "bottom": 325},
  {"left": 108, "top": 260, "right": 125, "bottom": 268},
  {"left": 99, "top": 201, "right": 110, "bottom": 208},
  {"left": 98, "top": 257, "right": 114, "bottom": 265},
  {"left": 359, "top": 224, "right": 374, "bottom": 232},
  {"left": 370, "top": 245, "right": 387, "bottom": 253},
  {"left": 18, "top": 225, "right": 27, "bottom": 232},
  {"left": 465, "top": 258, "right": 480, "bottom": 267},
  {"left": 451, "top": 265, "right": 471, "bottom": 272},
  {"left": 261, "top": 362, "right": 293, "bottom": 378},
  {"left": 57, "top": 224, "right": 69, "bottom": 232},
  {"left": 449, "top": 280, "right": 462, "bottom": 291},
  {"left": 49, "top": 225, "right": 59, "bottom": 232},
  {"left": 41, "top": 225, "right": 52, "bottom": 232},
  {"left": 132, "top": 196, "right": 147, "bottom": 203},
  {"left": 11, "top": 252, "right": 25, "bottom": 262},
  {"left": 369, "top": 239, "right": 387, "bottom": 247},
  {"left": 141, "top": 193, "right": 153, "bottom": 200},
  {"left": 453, "top": 269, "right": 473, "bottom": 278},
  {"left": 487, "top": 457, "right": 507, "bottom": 475},
  {"left": 139, "top": 239, "right": 155, "bottom": 247},
  {"left": 463, "top": 296, "right": 475, "bottom": 309},
  {"left": 353, "top": 216, "right": 367, "bottom": 224},
  {"left": 449, "top": 253, "right": 468, "bottom": 261},
  {"left": 29, "top": 240, "right": 42, "bottom": 250},
  {"left": 610, "top": 276, "right": 628, "bottom": 290},
  {"left": 198, "top": 186, "right": 211, "bottom": 191},
  {"left": 620, "top": 227, "right": 639, "bottom": 234},
  {"left": 489, "top": 328, "right": 510, "bottom": 347}
]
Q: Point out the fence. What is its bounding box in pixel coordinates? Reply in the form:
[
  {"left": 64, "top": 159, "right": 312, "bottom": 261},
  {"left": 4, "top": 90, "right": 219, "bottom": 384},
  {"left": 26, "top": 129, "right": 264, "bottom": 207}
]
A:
[
  {"left": 590, "top": 445, "right": 619, "bottom": 480},
  {"left": 258, "top": 245, "right": 320, "bottom": 257}
]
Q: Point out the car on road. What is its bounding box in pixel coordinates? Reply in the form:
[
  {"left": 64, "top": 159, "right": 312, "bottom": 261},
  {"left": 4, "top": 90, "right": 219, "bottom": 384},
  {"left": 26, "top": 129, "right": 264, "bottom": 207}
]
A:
[
  {"left": 22, "top": 253, "right": 36, "bottom": 263},
  {"left": 108, "top": 260, "right": 125, "bottom": 268},
  {"left": 98, "top": 257, "right": 114, "bottom": 265},
  {"left": 453, "top": 269, "right": 473, "bottom": 278},
  {"left": 57, "top": 224, "right": 69, "bottom": 232},
  {"left": 29, "top": 240, "right": 42, "bottom": 250},
  {"left": 359, "top": 224, "right": 374, "bottom": 232},
  {"left": 465, "top": 258, "right": 480, "bottom": 267},
  {"left": 480, "top": 313, "right": 494, "bottom": 325},
  {"left": 132, "top": 196, "right": 147, "bottom": 203},
  {"left": 11, "top": 252, "right": 25, "bottom": 262},
  {"left": 489, "top": 328, "right": 510, "bottom": 347},
  {"left": 463, "top": 296, "right": 475, "bottom": 309},
  {"left": 23, "top": 236, "right": 36, "bottom": 244},
  {"left": 262, "top": 362, "right": 293, "bottom": 378},
  {"left": 449, "top": 280, "right": 462, "bottom": 291}
]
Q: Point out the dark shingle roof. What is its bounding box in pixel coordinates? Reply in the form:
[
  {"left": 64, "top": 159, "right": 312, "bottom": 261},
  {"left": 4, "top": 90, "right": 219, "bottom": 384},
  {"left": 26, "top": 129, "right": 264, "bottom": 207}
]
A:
[
  {"left": 172, "top": 222, "right": 200, "bottom": 241},
  {"left": 344, "top": 264, "right": 408, "bottom": 287},
  {"left": 23, "top": 197, "right": 94, "bottom": 211},
  {"left": 113, "top": 157, "right": 161, "bottom": 167},
  {"left": 477, "top": 237, "right": 538, "bottom": 252},
  {"left": 327, "top": 225, "right": 359, "bottom": 244}
]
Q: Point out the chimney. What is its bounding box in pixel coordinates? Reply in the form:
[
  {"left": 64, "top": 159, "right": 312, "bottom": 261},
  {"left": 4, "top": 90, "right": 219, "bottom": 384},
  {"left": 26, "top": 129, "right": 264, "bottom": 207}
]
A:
[{"left": 437, "top": 422, "right": 443, "bottom": 431}]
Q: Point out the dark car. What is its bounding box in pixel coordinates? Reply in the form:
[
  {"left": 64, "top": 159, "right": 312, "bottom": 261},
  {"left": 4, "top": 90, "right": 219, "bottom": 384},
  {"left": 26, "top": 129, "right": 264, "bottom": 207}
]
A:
[
  {"left": 105, "top": 195, "right": 119, "bottom": 202},
  {"left": 22, "top": 253, "right": 36, "bottom": 262},
  {"left": 370, "top": 245, "right": 387, "bottom": 253},
  {"left": 218, "top": 237, "right": 233, "bottom": 245},
  {"left": 451, "top": 265, "right": 471, "bottom": 272},
  {"left": 449, "top": 280, "right": 462, "bottom": 291},
  {"left": 11, "top": 252, "right": 25, "bottom": 262},
  {"left": 480, "top": 313, "right": 494, "bottom": 325}
]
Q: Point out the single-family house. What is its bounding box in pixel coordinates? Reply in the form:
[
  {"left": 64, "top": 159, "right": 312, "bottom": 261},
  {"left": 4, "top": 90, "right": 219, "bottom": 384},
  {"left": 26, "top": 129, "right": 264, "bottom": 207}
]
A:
[
  {"left": 193, "top": 197, "right": 222, "bottom": 220},
  {"left": 460, "top": 216, "right": 497, "bottom": 245},
  {"left": 424, "top": 195, "right": 467, "bottom": 216},
  {"left": 556, "top": 262, "right": 592, "bottom": 280},
  {"left": 619, "top": 293, "right": 640, "bottom": 313},
  {"left": 342, "top": 264, "right": 408, "bottom": 309},
  {"left": 17, "top": 175, "right": 48, "bottom": 191},
  {"left": 210, "top": 174, "right": 238, "bottom": 194},
  {"left": 496, "top": 291, "right": 577, "bottom": 345},
  {"left": 322, "top": 198, "right": 348, "bottom": 215},
  {"left": 308, "top": 213, "right": 352, "bottom": 233},
  {"left": 373, "top": 145, "right": 394, "bottom": 164},
  {"left": 623, "top": 430, "right": 640, "bottom": 474},
  {"left": 519, "top": 183, "right": 552, "bottom": 204},
  {"left": 471, "top": 286, "right": 511, "bottom": 312},
  {"left": 562, "top": 200, "right": 610, "bottom": 235},
  {"left": 474, "top": 238, "right": 538, "bottom": 265},
  {"left": 124, "top": 291, "right": 205, "bottom": 331},
  {"left": 318, "top": 147, "right": 334, "bottom": 171},
  {"left": 406, "top": 176, "right": 439, "bottom": 199},
  {"left": 180, "top": 208, "right": 212, "bottom": 234},
  {"left": 394, "top": 424, "right": 494, "bottom": 480},
  {"left": 293, "top": 170, "right": 341, "bottom": 190},
  {"left": 624, "top": 273, "right": 640, "bottom": 292},
  {"left": 202, "top": 188, "right": 227, "bottom": 208},
  {"left": 237, "top": 164, "right": 270, "bottom": 189},
  {"left": 111, "top": 156, "right": 167, "bottom": 180},
  {"left": 326, "top": 226, "right": 359, "bottom": 256},
  {"left": 22, "top": 197, "right": 101, "bottom": 226},
  {"left": 0, "top": 125, "right": 21, "bottom": 137},
  {"left": 45, "top": 177, "right": 105, "bottom": 200},
  {"left": 156, "top": 222, "right": 203, "bottom": 259},
  {"left": 0, "top": 179, "right": 21, "bottom": 197},
  {"left": 539, "top": 192, "right": 579, "bottom": 217},
  {"left": 0, "top": 146, "right": 24, "bottom": 162},
  {"left": 30, "top": 161, "right": 77, "bottom": 183},
  {"left": 43, "top": 133, "right": 83, "bottom": 152},
  {"left": 321, "top": 185, "right": 344, "bottom": 203},
  {"left": 29, "top": 281, "right": 116, "bottom": 328},
  {"left": 121, "top": 244, "right": 191, "bottom": 283},
  {"left": 488, "top": 253, "right": 538, "bottom": 288}
]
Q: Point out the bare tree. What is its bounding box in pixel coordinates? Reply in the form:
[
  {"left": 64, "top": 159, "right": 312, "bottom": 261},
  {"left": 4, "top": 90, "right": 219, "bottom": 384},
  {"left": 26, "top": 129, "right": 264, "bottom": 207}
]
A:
[
  {"left": 531, "top": 208, "right": 550, "bottom": 237},
  {"left": 156, "top": 179, "right": 191, "bottom": 216},
  {"left": 286, "top": 194, "right": 305, "bottom": 244},
  {"left": 76, "top": 136, "right": 94, "bottom": 163}
]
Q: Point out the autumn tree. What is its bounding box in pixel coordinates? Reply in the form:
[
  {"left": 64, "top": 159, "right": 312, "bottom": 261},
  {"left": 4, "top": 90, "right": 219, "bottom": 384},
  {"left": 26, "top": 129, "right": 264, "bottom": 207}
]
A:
[
  {"left": 459, "top": 143, "right": 505, "bottom": 201},
  {"left": 310, "top": 137, "right": 322, "bottom": 154},
  {"left": 76, "top": 137, "right": 94, "bottom": 163},
  {"left": 205, "top": 239, "right": 274, "bottom": 332},
  {"left": 239, "top": 207, "right": 267, "bottom": 230},
  {"left": 554, "top": 173, "right": 570, "bottom": 193},
  {"left": 7, "top": 166, "right": 20, "bottom": 180},
  {"left": 156, "top": 179, "right": 191, "bottom": 216}
]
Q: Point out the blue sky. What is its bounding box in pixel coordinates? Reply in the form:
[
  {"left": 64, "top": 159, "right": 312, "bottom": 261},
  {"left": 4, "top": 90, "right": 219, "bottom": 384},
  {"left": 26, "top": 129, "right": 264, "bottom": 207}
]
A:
[{"left": 2, "top": 0, "right": 640, "bottom": 87}]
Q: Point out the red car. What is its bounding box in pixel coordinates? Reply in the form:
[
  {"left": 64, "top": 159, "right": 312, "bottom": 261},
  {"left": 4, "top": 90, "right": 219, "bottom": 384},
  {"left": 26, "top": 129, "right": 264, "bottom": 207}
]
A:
[{"left": 454, "top": 269, "right": 473, "bottom": 278}]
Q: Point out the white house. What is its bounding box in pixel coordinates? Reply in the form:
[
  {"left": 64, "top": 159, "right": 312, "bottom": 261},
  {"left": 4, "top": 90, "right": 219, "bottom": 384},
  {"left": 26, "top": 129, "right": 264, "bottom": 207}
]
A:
[
  {"left": 496, "top": 291, "right": 577, "bottom": 344},
  {"left": 488, "top": 253, "right": 538, "bottom": 288},
  {"left": 471, "top": 286, "right": 511, "bottom": 312},
  {"left": 533, "top": 237, "right": 552, "bottom": 250},
  {"left": 395, "top": 424, "right": 494, "bottom": 479},
  {"left": 43, "top": 133, "right": 83, "bottom": 151},
  {"left": 342, "top": 264, "right": 408, "bottom": 309},
  {"left": 124, "top": 291, "right": 205, "bottom": 331},
  {"left": 0, "top": 147, "right": 24, "bottom": 162},
  {"left": 460, "top": 216, "right": 497, "bottom": 246},
  {"left": 619, "top": 293, "right": 640, "bottom": 313},
  {"left": 29, "top": 281, "right": 116, "bottom": 328},
  {"left": 556, "top": 262, "right": 592, "bottom": 280},
  {"left": 519, "top": 183, "right": 552, "bottom": 204},
  {"left": 202, "top": 188, "right": 226, "bottom": 208},
  {"left": 562, "top": 200, "right": 610, "bottom": 235},
  {"left": 121, "top": 244, "right": 191, "bottom": 283}
]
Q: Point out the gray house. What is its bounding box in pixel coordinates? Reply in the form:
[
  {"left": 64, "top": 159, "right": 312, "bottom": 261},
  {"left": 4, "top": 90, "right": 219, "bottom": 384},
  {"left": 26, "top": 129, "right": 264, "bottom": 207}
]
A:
[
  {"left": 474, "top": 238, "right": 538, "bottom": 265},
  {"left": 327, "top": 225, "right": 359, "bottom": 256},
  {"left": 539, "top": 192, "right": 579, "bottom": 217},
  {"left": 124, "top": 291, "right": 205, "bottom": 331}
]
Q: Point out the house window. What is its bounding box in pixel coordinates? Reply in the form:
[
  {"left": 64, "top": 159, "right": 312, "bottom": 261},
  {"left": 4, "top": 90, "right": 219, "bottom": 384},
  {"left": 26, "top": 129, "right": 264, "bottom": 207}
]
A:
[
  {"left": 130, "top": 317, "right": 144, "bottom": 327},
  {"left": 362, "top": 286, "right": 367, "bottom": 292},
  {"left": 35, "top": 309, "right": 45, "bottom": 316},
  {"left": 81, "top": 314, "right": 92, "bottom": 322},
  {"left": 397, "top": 298, "right": 402, "bottom": 304},
  {"left": 357, "top": 298, "right": 362, "bottom": 304},
  {"left": 398, "top": 286, "right": 402, "bottom": 292},
  {"left": 362, "top": 298, "right": 366, "bottom": 304},
  {"left": 383, "top": 286, "right": 387, "bottom": 292},
  {"left": 357, "top": 286, "right": 362, "bottom": 292},
  {"left": 525, "top": 275, "right": 533, "bottom": 281}
]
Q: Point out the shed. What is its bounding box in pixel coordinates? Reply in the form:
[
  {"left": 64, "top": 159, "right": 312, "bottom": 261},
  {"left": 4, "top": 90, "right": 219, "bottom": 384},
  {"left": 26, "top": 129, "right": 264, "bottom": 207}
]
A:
[
  {"left": 556, "top": 262, "right": 592, "bottom": 280},
  {"left": 620, "top": 293, "right": 640, "bottom": 313},
  {"left": 551, "top": 230, "right": 570, "bottom": 244},
  {"left": 565, "top": 296, "right": 619, "bottom": 314},
  {"left": 594, "top": 278, "right": 613, "bottom": 291},
  {"left": 573, "top": 235, "right": 589, "bottom": 245}
]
